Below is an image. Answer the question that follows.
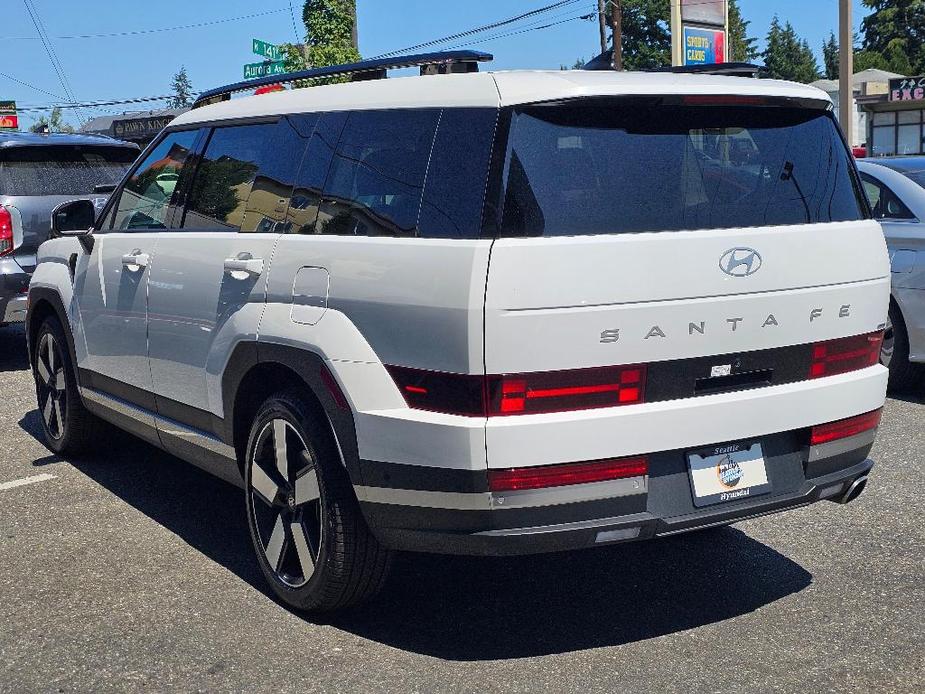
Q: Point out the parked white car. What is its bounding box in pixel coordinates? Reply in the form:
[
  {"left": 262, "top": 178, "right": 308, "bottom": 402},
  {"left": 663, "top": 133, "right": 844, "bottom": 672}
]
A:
[{"left": 857, "top": 158, "right": 925, "bottom": 389}]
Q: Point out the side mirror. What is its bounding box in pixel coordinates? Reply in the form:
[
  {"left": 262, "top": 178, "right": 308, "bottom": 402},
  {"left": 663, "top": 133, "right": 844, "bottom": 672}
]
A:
[{"left": 51, "top": 199, "right": 95, "bottom": 236}]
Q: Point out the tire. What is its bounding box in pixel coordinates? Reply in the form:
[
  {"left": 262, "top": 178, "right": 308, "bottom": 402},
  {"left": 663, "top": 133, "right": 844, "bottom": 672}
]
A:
[
  {"left": 881, "top": 303, "right": 922, "bottom": 393},
  {"left": 244, "top": 389, "right": 392, "bottom": 612},
  {"left": 32, "top": 316, "right": 102, "bottom": 455}
]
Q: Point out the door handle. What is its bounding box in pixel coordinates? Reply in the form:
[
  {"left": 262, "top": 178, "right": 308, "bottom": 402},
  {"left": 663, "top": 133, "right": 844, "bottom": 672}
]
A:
[
  {"left": 121, "top": 250, "right": 149, "bottom": 270},
  {"left": 224, "top": 254, "right": 264, "bottom": 277}
]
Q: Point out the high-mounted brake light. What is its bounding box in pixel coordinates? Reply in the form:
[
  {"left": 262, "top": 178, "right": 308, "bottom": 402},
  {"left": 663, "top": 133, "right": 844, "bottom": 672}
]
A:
[
  {"left": 386, "top": 364, "right": 647, "bottom": 417},
  {"left": 810, "top": 409, "right": 882, "bottom": 446},
  {"left": 0, "top": 207, "right": 13, "bottom": 257},
  {"left": 809, "top": 332, "right": 883, "bottom": 379},
  {"left": 682, "top": 95, "right": 768, "bottom": 106},
  {"left": 488, "top": 456, "right": 649, "bottom": 492}
]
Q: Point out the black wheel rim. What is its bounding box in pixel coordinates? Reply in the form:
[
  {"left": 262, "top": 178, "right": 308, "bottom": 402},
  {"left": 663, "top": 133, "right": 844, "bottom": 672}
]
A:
[
  {"left": 250, "top": 419, "right": 322, "bottom": 588},
  {"left": 881, "top": 314, "right": 895, "bottom": 368},
  {"left": 36, "top": 332, "right": 66, "bottom": 441}
]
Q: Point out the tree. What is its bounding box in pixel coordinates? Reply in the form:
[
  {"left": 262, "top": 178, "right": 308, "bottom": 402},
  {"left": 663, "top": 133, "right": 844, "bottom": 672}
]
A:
[
  {"left": 281, "top": 0, "right": 360, "bottom": 84},
  {"left": 728, "top": 0, "right": 758, "bottom": 62},
  {"left": 560, "top": 57, "right": 586, "bottom": 70},
  {"left": 29, "top": 107, "right": 73, "bottom": 134},
  {"left": 170, "top": 66, "right": 194, "bottom": 108},
  {"left": 861, "top": 0, "right": 925, "bottom": 75},
  {"left": 823, "top": 31, "right": 839, "bottom": 80},
  {"left": 762, "top": 16, "right": 821, "bottom": 83}
]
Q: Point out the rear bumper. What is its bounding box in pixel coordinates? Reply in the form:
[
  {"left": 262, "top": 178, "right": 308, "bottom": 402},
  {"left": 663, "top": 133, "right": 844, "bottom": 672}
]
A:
[
  {"left": 360, "top": 430, "right": 876, "bottom": 556},
  {"left": 0, "top": 257, "right": 30, "bottom": 324}
]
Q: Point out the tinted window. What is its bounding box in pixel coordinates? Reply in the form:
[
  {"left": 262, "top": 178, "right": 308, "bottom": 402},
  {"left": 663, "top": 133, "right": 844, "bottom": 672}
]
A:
[
  {"left": 316, "top": 109, "right": 440, "bottom": 236},
  {"left": 183, "top": 119, "right": 306, "bottom": 232},
  {"left": 0, "top": 145, "right": 137, "bottom": 196},
  {"left": 112, "top": 130, "right": 197, "bottom": 231},
  {"left": 499, "top": 100, "right": 865, "bottom": 237},
  {"left": 288, "top": 112, "right": 344, "bottom": 234},
  {"left": 418, "top": 108, "right": 498, "bottom": 239},
  {"left": 861, "top": 173, "right": 915, "bottom": 220}
]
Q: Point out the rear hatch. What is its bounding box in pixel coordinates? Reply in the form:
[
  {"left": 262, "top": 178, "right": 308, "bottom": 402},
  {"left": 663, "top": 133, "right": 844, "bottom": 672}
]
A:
[
  {"left": 484, "top": 96, "right": 889, "bottom": 396},
  {"left": 0, "top": 143, "right": 137, "bottom": 269}
]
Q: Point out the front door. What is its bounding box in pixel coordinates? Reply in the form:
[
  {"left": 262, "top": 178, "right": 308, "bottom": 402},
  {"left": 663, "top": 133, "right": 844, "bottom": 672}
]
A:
[{"left": 72, "top": 130, "right": 200, "bottom": 406}]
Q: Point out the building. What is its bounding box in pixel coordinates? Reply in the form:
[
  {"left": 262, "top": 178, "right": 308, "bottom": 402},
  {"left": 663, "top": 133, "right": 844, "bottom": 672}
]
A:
[
  {"left": 856, "top": 75, "right": 925, "bottom": 157},
  {"left": 810, "top": 68, "right": 903, "bottom": 151},
  {"left": 80, "top": 107, "right": 188, "bottom": 147}
]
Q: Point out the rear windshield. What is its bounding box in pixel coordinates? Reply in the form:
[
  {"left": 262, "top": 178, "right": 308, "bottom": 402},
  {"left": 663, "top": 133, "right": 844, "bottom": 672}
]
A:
[
  {"left": 499, "top": 99, "right": 866, "bottom": 237},
  {"left": 0, "top": 145, "right": 137, "bottom": 196}
]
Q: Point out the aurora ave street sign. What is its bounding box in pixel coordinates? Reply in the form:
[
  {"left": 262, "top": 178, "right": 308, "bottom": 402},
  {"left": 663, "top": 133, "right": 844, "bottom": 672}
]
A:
[{"left": 244, "top": 61, "right": 286, "bottom": 79}]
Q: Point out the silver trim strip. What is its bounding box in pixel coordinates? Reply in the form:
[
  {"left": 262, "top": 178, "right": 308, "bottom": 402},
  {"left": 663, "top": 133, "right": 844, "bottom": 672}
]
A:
[
  {"left": 80, "top": 386, "right": 158, "bottom": 430},
  {"left": 354, "top": 475, "right": 647, "bottom": 511},
  {"left": 808, "top": 428, "right": 877, "bottom": 462}
]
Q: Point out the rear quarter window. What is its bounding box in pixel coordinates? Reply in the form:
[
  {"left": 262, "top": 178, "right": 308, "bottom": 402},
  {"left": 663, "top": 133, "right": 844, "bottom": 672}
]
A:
[{"left": 498, "top": 98, "right": 866, "bottom": 237}]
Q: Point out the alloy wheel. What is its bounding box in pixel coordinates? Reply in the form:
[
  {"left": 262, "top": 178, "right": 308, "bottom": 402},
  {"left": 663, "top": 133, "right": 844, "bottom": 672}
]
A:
[
  {"left": 881, "top": 313, "right": 895, "bottom": 368},
  {"left": 36, "top": 332, "right": 67, "bottom": 440},
  {"left": 249, "top": 419, "right": 323, "bottom": 588}
]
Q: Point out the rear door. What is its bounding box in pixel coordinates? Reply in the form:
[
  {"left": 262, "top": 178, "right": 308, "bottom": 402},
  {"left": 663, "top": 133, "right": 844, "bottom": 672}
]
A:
[
  {"left": 484, "top": 97, "right": 888, "bottom": 382},
  {"left": 72, "top": 130, "right": 200, "bottom": 402},
  {"left": 145, "top": 117, "right": 310, "bottom": 428}
]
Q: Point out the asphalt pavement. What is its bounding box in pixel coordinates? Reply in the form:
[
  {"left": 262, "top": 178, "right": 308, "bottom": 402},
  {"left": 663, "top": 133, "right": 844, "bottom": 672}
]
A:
[{"left": 0, "top": 325, "right": 922, "bottom": 693}]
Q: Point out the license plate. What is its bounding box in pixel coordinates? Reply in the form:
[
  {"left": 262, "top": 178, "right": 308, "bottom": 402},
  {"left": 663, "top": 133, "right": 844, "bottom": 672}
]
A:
[{"left": 687, "top": 442, "right": 771, "bottom": 507}]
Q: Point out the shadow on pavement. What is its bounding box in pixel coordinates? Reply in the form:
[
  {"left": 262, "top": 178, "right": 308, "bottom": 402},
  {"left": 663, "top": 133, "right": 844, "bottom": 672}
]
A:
[
  {"left": 20, "top": 410, "right": 812, "bottom": 660},
  {"left": 0, "top": 325, "right": 29, "bottom": 373}
]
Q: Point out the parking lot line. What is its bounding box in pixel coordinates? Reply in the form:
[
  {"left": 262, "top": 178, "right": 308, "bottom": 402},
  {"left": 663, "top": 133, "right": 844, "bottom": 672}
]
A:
[{"left": 0, "top": 473, "right": 56, "bottom": 492}]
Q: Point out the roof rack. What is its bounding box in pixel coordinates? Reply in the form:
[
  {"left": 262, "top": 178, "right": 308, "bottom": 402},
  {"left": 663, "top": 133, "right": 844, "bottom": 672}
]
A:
[
  {"left": 193, "top": 50, "right": 494, "bottom": 109},
  {"left": 582, "top": 49, "right": 762, "bottom": 78}
]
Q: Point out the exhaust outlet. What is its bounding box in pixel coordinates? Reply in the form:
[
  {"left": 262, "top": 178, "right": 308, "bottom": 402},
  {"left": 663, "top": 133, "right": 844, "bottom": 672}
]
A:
[{"left": 837, "top": 476, "right": 868, "bottom": 505}]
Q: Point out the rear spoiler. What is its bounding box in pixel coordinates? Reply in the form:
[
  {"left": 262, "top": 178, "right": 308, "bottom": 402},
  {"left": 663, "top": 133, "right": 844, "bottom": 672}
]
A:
[{"left": 583, "top": 50, "right": 762, "bottom": 78}]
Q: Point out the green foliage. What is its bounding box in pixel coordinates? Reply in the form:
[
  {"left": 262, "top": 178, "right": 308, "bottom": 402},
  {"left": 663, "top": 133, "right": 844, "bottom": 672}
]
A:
[
  {"left": 861, "top": 0, "right": 925, "bottom": 75},
  {"left": 170, "top": 66, "right": 194, "bottom": 108},
  {"left": 560, "top": 57, "right": 587, "bottom": 70},
  {"left": 28, "top": 107, "right": 73, "bottom": 134},
  {"left": 762, "top": 16, "right": 821, "bottom": 83},
  {"left": 823, "top": 32, "right": 840, "bottom": 80},
  {"left": 281, "top": 0, "right": 360, "bottom": 85},
  {"left": 728, "top": 0, "right": 758, "bottom": 62}
]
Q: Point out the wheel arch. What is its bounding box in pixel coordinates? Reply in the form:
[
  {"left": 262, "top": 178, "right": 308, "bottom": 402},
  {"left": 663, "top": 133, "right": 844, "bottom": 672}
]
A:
[
  {"left": 222, "top": 341, "right": 364, "bottom": 487},
  {"left": 26, "top": 288, "right": 76, "bottom": 375}
]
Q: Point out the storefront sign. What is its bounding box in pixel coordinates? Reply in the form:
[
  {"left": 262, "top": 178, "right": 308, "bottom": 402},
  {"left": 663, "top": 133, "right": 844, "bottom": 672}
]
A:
[
  {"left": 889, "top": 76, "right": 925, "bottom": 102},
  {"left": 681, "top": 0, "right": 725, "bottom": 27},
  {"left": 683, "top": 26, "right": 726, "bottom": 65},
  {"left": 0, "top": 100, "right": 17, "bottom": 130},
  {"left": 112, "top": 115, "right": 175, "bottom": 140}
]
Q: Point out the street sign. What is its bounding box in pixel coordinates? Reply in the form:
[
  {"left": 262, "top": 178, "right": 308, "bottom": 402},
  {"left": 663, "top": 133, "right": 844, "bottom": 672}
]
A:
[
  {"left": 244, "top": 61, "right": 287, "bottom": 79},
  {"left": 681, "top": 0, "right": 725, "bottom": 27},
  {"left": 683, "top": 26, "right": 726, "bottom": 65},
  {"left": 0, "top": 101, "right": 17, "bottom": 130},
  {"left": 252, "top": 38, "right": 282, "bottom": 61}
]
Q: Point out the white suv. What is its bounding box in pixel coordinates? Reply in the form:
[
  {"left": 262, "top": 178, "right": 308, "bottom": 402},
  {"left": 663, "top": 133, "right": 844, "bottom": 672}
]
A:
[{"left": 28, "top": 53, "right": 890, "bottom": 612}]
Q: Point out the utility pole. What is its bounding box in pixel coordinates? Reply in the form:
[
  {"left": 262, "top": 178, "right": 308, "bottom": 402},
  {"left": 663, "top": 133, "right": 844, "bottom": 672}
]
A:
[
  {"left": 351, "top": 0, "right": 359, "bottom": 50},
  {"left": 610, "top": 0, "right": 623, "bottom": 70},
  {"left": 597, "top": 0, "right": 607, "bottom": 55},
  {"left": 839, "top": 0, "right": 854, "bottom": 146}
]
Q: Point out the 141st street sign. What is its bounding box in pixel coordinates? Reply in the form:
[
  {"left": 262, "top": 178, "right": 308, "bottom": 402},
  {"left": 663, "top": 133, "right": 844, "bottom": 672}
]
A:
[{"left": 252, "top": 38, "right": 282, "bottom": 61}]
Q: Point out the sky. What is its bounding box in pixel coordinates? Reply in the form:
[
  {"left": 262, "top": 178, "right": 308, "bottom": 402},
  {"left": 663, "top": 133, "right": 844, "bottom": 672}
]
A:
[{"left": 1, "top": 0, "right": 872, "bottom": 130}]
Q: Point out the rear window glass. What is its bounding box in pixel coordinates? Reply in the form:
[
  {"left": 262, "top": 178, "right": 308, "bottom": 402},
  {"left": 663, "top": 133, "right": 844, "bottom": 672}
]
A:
[
  {"left": 0, "top": 145, "right": 137, "bottom": 196},
  {"left": 499, "top": 100, "right": 865, "bottom": 237}
]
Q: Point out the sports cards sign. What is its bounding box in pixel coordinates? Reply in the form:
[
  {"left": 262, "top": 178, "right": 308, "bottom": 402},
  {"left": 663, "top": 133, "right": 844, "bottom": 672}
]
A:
[{"left": 683, "top": 26, "right": 726, "bottom": 66}]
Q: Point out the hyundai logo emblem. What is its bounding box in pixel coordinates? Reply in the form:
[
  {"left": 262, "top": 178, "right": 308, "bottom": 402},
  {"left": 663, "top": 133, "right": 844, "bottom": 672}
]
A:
[{"left": 719, "top": 248, "right": 762, "bottom": 277}]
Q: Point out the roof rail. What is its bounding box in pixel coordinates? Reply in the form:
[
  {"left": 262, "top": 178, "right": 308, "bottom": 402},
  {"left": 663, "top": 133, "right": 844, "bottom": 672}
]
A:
[
  {"left": 582, "top": 50, "right": 762, "bottom": 78},
  {"left": 193, "top": 50, "right": 494, "bottom": 109}
]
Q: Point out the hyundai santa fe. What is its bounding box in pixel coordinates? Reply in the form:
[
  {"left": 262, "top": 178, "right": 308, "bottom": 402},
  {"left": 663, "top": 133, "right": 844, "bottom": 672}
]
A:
[{"left": 27, "top": 52, "right": 890, "bottom": 612}]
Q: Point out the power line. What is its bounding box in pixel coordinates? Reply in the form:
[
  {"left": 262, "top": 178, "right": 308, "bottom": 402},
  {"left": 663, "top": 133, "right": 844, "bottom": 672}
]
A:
[
  {"left": 15, "top": 95, "right": 180, "bottom": 112},
  {"left": 372, "top": 0, "right": 586, "bottom": 58},
  {"left": 1, "top": 8, "right": 289, "bottom": 40},
  {"left": 287, "top": 1, "right": 302, "bottom": 45},
  {"left": 448, "top": 12, "right": 597, "bottom": 51},
  {"left": 0, "top": 71, "right": 65, "bottom": 101}
]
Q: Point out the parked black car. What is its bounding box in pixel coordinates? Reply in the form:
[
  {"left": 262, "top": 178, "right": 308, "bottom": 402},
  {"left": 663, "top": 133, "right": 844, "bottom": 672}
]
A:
[{"left": 0, "top": 132, "right": 139, "bottom": 325}]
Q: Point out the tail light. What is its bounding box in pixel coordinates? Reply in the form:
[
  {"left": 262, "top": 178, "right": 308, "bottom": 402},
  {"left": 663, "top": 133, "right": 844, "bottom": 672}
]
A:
[
  {"left": 488, "top": 456, "right": 649, "bottom": 492},
  {"left": 0, "top": 207, "right": 13, "bottom": 256},
  {"left": 809, "top": 332, "right": 883, "bottom": 379},
  {"left": 386, "top": 364, "right": 647, "bottom": 417},
  {"left": 810, "top": 409, "right": 882, "bottom": 446}
]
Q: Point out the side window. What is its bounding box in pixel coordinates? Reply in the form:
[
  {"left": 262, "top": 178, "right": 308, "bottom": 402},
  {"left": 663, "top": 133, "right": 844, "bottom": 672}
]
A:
[
  {"left": 418, "top": 108, "right": 499, "bottom": 239},
  {"left": 861, "top": 176, "right": 883, "bottom": 216},
  {"left": 110, "top": 130, "right": 198, "bottom": 231},
  {"left": 862, "top": 173, "right": 915, "bottom": 220},
  {"left": 182, "top": 119, "right": 307, "bottom": 232},
  {"left": 316, "top": 109, "right": 440, "bottom": 236},
  {"left": 288, "top": 112, "right": 344, "bottom": 234}
]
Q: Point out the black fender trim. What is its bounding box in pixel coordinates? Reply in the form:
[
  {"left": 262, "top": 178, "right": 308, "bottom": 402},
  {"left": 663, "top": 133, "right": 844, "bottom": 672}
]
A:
[
  {"left": 221, "top": 341, "right": 364, "bottom": 487},
  {"left": 26, "top": 287, "right": 77, "bottom": 379}
]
